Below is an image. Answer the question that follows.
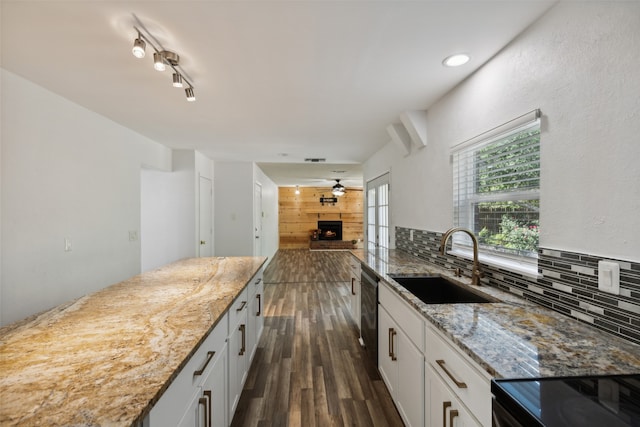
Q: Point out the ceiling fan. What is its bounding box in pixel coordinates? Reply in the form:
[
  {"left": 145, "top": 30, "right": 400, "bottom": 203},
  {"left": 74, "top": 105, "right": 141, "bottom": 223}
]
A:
[{"left": 332, "top": 179, "right": 346, "bottom": 197}]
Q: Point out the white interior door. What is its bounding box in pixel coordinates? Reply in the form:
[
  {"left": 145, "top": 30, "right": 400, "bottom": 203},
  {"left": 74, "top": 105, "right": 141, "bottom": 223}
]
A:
[
  {"left": 254, "top": 182, "right": 262, "bottom": 256},
  {"left": 199, "top": 176, "right": 212, "bottom": 257}
]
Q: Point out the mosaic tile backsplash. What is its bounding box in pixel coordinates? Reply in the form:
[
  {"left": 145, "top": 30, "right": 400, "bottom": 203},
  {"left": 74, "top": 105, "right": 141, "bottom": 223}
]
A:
[{"left": 396, "top": 226, "right": 640, "bottom": 345}]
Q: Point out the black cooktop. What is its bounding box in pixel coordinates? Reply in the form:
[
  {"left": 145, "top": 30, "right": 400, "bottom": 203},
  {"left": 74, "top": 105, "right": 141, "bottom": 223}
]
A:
[{"left": 492, "top": 374, "right": 640, "bottom": 427}]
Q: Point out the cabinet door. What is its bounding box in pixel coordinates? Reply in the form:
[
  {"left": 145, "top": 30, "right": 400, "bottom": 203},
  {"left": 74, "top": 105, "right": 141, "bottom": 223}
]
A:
[
  {"left": 176, "top": 390, "right": 204, "bottom": 427},
  {"left": 426, "top": 363, "right": 481, "bottom": 427},
  {"left": 350, "top": 275, "right": 361, "bottom": 331},
  {"left": 228, "top": 311, "right": 248, "bottom": 417},
  {"left": 201, "top": 347, "right": 228, "bottom": 427},
  {"left": 396, "top": 327, "right": 424, "bottom": 427},
  {"left": 378, "top": 306, "right": 397, "bottom": 395},
  {"left": 247, "top": 280, "right": 264, "bottom": 361}
]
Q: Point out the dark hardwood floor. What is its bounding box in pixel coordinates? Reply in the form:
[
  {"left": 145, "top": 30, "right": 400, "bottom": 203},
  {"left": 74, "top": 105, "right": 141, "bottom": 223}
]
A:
[{"left": 231, "top": 249, "right": 404, "bottom": 427}]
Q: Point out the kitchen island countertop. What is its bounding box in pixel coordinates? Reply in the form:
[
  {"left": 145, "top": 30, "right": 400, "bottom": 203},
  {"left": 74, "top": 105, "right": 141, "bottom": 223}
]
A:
[
  {"left": 0, "top": 256, "right": 267, "bottom": 427},
  {"left": 352, "top": 248, "right": 640, "bottom": 379}
]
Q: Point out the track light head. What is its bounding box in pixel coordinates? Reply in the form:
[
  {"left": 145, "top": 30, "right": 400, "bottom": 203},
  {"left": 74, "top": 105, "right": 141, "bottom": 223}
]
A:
[
  {"left": 185, "top": 87, "right": 196, "bottom": 102},
  {"left": 153, "top": 52, "right": 166, "bottom": 71},
  {"left": 172, "top": 73, "right": 184, "bottom": 88},
  {"left": 132, "top": 35, "right": 146, "bottom": 58}
]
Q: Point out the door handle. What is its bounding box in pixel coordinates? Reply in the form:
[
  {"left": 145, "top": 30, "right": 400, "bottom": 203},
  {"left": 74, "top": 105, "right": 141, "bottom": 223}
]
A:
[
  {"left": 450, "top": 409, "right": 459, "bottom": 426},
  {"left": 256, "top": 294, "right": 261, "bottom": 316},
  {"left": 203, "top": 390, "right": 212, "bottom": 427},
  {"left": 239, "top": 324, "right": 246, "bottom": 356},
  {"left": 436, "top": 359, "right": 468, "bottom": 389},
  {"left": 442, "top": 401, "right": 451, "bottom": 427}
]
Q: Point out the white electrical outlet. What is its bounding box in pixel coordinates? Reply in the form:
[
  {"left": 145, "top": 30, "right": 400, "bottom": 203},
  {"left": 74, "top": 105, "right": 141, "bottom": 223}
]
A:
[
  {"left": 129, "top": 231, "right": 138, "bottom": 242},
  {"left": 64, "top": 237, "right": 72, "bottom": 252},
  {"left": 598, "top": 260, "right": 620, "bottom": 295}
]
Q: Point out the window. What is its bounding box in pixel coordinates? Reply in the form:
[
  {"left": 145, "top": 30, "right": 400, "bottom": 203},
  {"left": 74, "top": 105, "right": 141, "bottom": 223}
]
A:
[
  {"left": 452, "top": 114, "right": 540, "bottom": 272},
  {"left": 367, "top": 173, "right": 390, "bottom": 250}
]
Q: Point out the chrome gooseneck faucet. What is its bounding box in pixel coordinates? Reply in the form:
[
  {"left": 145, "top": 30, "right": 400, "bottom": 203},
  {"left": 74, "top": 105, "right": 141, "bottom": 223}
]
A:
[{"left": 439, "top": 227, "right": 484, "bottom": 286}]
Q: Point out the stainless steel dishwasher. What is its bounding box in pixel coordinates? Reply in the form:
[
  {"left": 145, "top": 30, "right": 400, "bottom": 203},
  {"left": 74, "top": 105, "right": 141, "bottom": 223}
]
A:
[{"left": 360, "top": 265, "right": 379, "bottom": 365}]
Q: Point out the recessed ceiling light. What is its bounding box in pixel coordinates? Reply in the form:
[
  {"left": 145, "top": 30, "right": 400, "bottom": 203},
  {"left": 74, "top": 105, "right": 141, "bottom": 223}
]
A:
[{"left": 442, "top": 53, "right": 470, "bottom": 67}]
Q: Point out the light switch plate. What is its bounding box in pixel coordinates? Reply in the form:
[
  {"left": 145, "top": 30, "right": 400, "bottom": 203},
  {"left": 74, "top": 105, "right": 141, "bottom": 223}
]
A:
[{"left": 598, "top": 260, "right": 620, "bottom": 295}]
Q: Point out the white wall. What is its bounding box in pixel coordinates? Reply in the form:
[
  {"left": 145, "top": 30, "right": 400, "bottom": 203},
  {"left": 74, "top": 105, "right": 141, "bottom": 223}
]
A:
[
  {"left": 1, "top": 70, "right": 172, "bottom": 325},
  {"left": 364, "top": 2, "right": 640, "bottom": 263},
  {"left": 214, "top": 162, "right": 255, "bottom": 256},
  {"left": 140, "top": 167, "right": 194, "bottom": 272},
  {"left": 213, "top": 161, "right": 278, "bottom": 259},
  {"left": 140, "top": 150, "right": 214, "bottom": 272}
]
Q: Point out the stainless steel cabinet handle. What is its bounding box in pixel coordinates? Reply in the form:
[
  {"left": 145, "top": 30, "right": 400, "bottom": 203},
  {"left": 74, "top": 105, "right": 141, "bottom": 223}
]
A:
[
  {"left": 442, "top": 401, "right": 451, "bottom": 427},
  {"left": 236, "top": 301, "right": 247, "bottom": 312},
  {"left": 436, "top": 359, "right": 467, "bottom": 389},
  {"left": 255, "top": 277, "right": 262, "bottom": 285},
  {"left": 256, "top": 294, "right": 261, "bottom": 316},
  {"left": 351, "top": 277, "right": 356, "bottom": 295},
  {"left": 239, "top": 324, "right": 246, "bottom": 356},
  {"left": 193, "top": 351, "right": 215, "bottom": 377}
]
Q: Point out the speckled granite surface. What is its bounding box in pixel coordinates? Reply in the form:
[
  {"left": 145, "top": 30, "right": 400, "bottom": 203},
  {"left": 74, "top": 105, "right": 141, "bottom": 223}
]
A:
[
  {"left": 352, "top": 249, "right": 640, "bottom": 379},
  {"left": 0, "top": 256, "right": 266, "bottom": 427}
]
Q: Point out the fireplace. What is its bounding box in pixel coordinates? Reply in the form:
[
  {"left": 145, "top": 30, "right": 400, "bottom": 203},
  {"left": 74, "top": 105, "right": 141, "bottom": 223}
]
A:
[{"left": 318, "top": 221, "right": 342, "bottom": 240}]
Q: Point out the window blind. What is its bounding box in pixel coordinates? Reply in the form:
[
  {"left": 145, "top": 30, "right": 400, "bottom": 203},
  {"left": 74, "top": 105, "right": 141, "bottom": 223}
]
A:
[{"left": 452, "top": 116, "right": 541, "bottom": 259}]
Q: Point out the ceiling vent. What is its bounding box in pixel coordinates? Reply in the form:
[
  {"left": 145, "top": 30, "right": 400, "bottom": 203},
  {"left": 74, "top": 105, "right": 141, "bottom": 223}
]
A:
[{"left": 304, "top": 158, "right": 326, "bottom": 163}]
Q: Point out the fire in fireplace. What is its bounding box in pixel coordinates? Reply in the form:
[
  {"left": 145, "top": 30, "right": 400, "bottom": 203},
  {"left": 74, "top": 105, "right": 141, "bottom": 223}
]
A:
[{"left": 318, "top": 221, "right": 343, "bottom": 240}]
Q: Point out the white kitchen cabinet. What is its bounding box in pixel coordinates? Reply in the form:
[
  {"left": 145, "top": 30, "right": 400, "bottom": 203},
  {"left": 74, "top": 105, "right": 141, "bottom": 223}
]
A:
[
  {"left": 378, "top": 281, "right": 425, "bottom": 427},
  {"left": 348, "top": 256, "right": 361, "bottom": 332},
  {"left": 425, "top": 326, "right": 491, "bottom": 427},
  {"left": 427, "top": 363, "right": 481, "bottom": 427},
  {"left": 228, "top": 292, "right": 250, "bottom": 417},
  {"left": 201, "top": 346, "right": 228, "bottom": 426},
  {"left": 247, "top": 269, "right": 264, "bottom": 360},
  {"left": 147, "top": 313, "right": 229, "bottom": 427}
]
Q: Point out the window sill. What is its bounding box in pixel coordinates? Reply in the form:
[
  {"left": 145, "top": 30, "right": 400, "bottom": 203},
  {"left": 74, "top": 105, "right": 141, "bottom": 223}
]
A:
[{"left": 448, "top": 247, "right": 541, "bottom": 280}]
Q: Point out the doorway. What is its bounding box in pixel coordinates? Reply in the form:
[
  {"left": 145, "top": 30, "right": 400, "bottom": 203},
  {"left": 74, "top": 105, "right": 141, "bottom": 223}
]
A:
[{"left": 199, "top": 176, "right": 212, "bottom": 257}]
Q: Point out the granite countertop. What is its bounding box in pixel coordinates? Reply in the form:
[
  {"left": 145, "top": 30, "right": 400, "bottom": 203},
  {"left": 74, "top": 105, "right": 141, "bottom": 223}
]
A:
[
  {"left": 0, "top": 256, "right": 267, "bottom": 427},
  {"left": 351, "top": 249, "right": 640, "bottom": 379}
]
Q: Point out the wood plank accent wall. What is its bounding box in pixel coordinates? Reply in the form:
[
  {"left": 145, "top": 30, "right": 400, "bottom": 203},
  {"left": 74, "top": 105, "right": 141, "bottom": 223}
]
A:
[{"left": 279, "top": 186, "right": 364, "bottom": 249}]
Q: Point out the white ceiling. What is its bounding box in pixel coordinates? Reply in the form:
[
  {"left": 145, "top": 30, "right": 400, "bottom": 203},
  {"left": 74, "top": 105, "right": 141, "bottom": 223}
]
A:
[{"left": 1, "top": 1, "right": 554, "bottom": 186}]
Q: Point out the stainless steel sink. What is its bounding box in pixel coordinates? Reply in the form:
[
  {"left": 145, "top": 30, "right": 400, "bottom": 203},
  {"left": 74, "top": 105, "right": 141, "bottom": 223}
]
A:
[{"left": 389, "top": 275, "right": 498, "bottom": 304}]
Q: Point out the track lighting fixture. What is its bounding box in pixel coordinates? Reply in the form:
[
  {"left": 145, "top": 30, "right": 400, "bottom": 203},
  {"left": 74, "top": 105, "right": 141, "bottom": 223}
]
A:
[
  {"left": 130, "top": 21, "right": 196, "bottom": 102},
  {"left": 185, "top": 87, "right": 196, "bottom": 102},
  {"left": 153, "top": 52, "right": 166, "bottom": 71},
  {"left": 172, "top": 73, "right": 184, "bottom": 88},
  {"left": 132, "top": 33, "right": 146, "bottom": 58}
]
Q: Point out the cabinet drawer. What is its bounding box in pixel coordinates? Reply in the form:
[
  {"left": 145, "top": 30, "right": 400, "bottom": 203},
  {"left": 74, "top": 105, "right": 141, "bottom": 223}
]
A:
[
  {"left": 229, "top": 286, "right": 249, "bottom": 328},
  {"left": 148, "top": 312, "right": 228, "bottom": 426},
  {"left": 349, "top": 256, "right": 361, "bottom": 276},
  {"left": 379, "top": 281, "right": 424, "bottom": 351},
  {"left": 426, "top": 326, "right": 491, "bottom": 427},
  {"left": 247, "top": 268, "right": 264, "bottom": 299}
]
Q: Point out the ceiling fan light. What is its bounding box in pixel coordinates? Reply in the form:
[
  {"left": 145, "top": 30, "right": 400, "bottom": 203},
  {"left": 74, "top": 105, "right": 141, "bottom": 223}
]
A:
[
  {"left": 332, "top": 179, "right": 346, "bottom": 196},
  {"left": 172, "top": 73, "right": 184, "bottom": 88},
  {"left": 132, "top": 36, "right": 146, "bottom": 58},
  {"left": 153, "top": 52, "right": 166, "bottom": 71}
]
